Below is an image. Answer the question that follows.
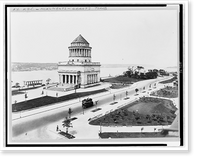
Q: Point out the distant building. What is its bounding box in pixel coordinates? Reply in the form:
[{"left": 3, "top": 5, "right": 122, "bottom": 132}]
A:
[{"left": 58, "top": 35, "right": 101, "bottom": 88}]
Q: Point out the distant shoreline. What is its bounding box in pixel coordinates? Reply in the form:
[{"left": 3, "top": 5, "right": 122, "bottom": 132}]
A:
[{"left": 11, "top": 62, "right": 177, "bottom": 72}]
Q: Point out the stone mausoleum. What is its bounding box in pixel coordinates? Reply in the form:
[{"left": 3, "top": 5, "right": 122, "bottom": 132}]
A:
[{"left": 58, "top": 35, "right": 101, "bottom": 88}]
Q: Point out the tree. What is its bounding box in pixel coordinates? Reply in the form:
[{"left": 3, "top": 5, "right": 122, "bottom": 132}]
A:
[
  {"left": 62, "top": 117, "right": 72, "bottom": 134},
  {"left": 153, "top": 69, "right": 158, "bottom": 73},
  {"left": 15, "top": 82, "right": 20, "bottom": 87},
  {"left": 25, "top": 93, "right": 28, "bottom": 101},
  {"left": 68, "top": 108, "right": 73, "bottom": 119},
  {"left": 125, "top": 91, "right": 128, "bottom": 98},
  {"left": 46, "top": 78, "right": 51, "bottom": 85},
  {"left": 135, "top": 88, "right": 139, "bottom": 94},
  {"left": 113, "top": 94, "right": 116, "bottom": 102},
  {"left": 123, "top": 70, "right": 132, "bottom": 77}
]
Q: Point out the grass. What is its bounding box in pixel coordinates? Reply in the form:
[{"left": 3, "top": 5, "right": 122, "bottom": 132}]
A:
[
  {"left": 12, "top": 89, "right": 107, "bottom": 112},
  {"left": 110, "top": 83, "right": 130, "bottom": 89},
  {"left": 58, "top": 131, "right": 75, "bottom": 139},
  {"left": 103, "top": 76, "right": 143, "bottom": 84},
  {"left": 89, "top": 97, "right": 177, "bottom": 127},
  {"left": 159, "top": 76, "right": 177, "bottom": 84},
  {"left": 12, "top": 90, "right": 26, "bottom": 96},
  {"left": 151, "top": 86, "right": 178, "bottom": 98},
  {"left": 99, "top": 132, "right": 169, "bottom": 138},
  {"left": 12, "top": 85, "right": 44, "bottom": 96}
]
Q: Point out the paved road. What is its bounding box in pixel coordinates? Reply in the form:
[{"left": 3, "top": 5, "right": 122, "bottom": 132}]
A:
[{"left": 12, "top": 76, "right": 172, "bottom": 138}]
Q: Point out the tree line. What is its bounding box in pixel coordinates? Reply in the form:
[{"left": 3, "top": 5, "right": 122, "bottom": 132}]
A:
[{"left": 123, "top": 66, "right": 168, "bottom": 79}]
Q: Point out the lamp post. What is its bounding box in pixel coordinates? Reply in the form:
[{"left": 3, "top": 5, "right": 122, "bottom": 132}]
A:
[
  {"left": 82, "top": 105, "right": 85, "bottom": 115},
  {"left": 100, "top": 122, "right": 102, "bottom": 133},
  {"left": 95, "top": 100, "right": 99, "bottom": 109},
  {"left": 125, "top": 91, "right": 128, "bottom": 98},
  {"left": 25, "top": 92, "right": 28, "bottom": 101},
  {"left": 113, "top": 94, "right": 116, "bottom": 103}
]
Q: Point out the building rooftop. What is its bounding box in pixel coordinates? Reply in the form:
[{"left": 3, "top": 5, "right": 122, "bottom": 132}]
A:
[{"left": 71, "top": 34, "right": 89, "bottom": 44}]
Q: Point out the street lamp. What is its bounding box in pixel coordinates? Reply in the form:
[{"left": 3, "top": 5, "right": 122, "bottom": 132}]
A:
[
  {"left": 100, "top": 122, "right": 102, "bottom": 133},
  {"left": 25, "top": 93, "right": 28, "bottom": 101},
  {"left": 82, "top": 105, "right": 85, "bottom": 115},
  {"left": 113, "top": 94, "right": 116, "bottom": 103},
  {"left": 95, "top": 100, "right": 99, "bottom": 109}
]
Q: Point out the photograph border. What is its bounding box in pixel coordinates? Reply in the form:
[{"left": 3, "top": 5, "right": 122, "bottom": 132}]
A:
[{"left": 3, "top": 2, "right": 186, "bottom": 149}]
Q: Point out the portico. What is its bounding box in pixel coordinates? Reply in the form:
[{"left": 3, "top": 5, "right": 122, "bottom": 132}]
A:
[{"left": 59, "top": 74, "right": 78, "bottom": 85}]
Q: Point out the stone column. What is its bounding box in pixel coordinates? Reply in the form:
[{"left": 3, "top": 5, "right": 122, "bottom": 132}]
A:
[
  {"left": 74, "top": 75, "right": 76, "bottom": 84},
  {"left": 71, "top": 75, "right": 73, "bottom": 84},
  {"left": 59, "top": 74, "right": 61, "bottom": 83},
  {"left": 87, "top": 75, "right": 89, "bottom": 84},
  {"left": 90, "top": 75, "right": 92, "bottom": 84},
  {"left": 86, "top": 49, "right": 88, "bottom": 57},
  {"left": 91, "top": 75, "right": 93, "bottom": 84},
  {"left": 62, "top": 75, "right": 64, "bottom": 84}
]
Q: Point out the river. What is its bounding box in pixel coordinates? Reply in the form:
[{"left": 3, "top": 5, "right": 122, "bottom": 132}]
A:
[
  {"left": 11, "top": 67, "right": 128, "bottom": 86},
  {"left": 11, "top": 66, "right": 177, "bottom": 86}
]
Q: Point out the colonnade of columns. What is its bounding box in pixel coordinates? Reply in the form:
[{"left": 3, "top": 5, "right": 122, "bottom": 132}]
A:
[
  {"left": 24, "top": 80, "right": 43, "bottom": 86},
  {"left": 69, "top": 49, "right": 91, "bottom": 57},
  {"left": 59, "top": 74, "right": 78, "bottom": 85},
  {"left": 87, "top": 74, "right": 98, "bottom": 84}
]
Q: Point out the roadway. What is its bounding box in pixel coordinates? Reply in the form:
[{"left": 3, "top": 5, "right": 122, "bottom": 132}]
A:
[{"left": 12, "top": 76, "right": 172, "bottom": 139}]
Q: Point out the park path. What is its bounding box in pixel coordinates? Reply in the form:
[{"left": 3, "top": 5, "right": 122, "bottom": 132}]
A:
[
  {"left": 11, "top": 82, "right": 111, "bottom": 104},
  {"left": 13, "top": 89, "right": 170, "bottom": 140},
  {"left": 12, "top": 76, "right": 175, "bottom": 140}
]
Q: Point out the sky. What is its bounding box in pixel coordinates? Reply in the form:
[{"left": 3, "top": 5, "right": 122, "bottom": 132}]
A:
[{"left": 10, "top": 6, "right": 178, "bottom": 68}]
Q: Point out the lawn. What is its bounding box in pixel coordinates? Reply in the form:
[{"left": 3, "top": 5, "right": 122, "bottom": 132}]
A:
[
  {"left": 89, "top": 97, "right": 177, "bottom": 127},
  {"left": 99, "top": 132, "right": 170, "bottom": 138},
  {"left": 159, "top": 76, "right": 177, "bottom": 84},
  {"left": 103, "top": 76, "right": 143, "bottom": 84},
  {"left": 12, "top": 89, "right": 107, "bottom": 112},
  {"left": 103, "top": 76, "right": 143, "bottom": 89},
  {"left": 151, "top": 86, "right": 178, "bottom": 98},
  {"left": 12, "top": 85, "right": 44, "bottom": 96}
]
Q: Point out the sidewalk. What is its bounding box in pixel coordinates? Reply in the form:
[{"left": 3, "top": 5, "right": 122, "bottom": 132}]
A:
[
  {"left": 11, "top": 82, "right": 111, "bottom": 104},
  {"left": 53, "top": 93, "right": 170, "bottom": 139},
  {"left": 12, "top": 76, "right": 175, "bottom": 140}
]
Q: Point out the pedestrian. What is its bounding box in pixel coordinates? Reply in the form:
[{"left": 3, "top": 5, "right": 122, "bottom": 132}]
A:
[{"left": 56, "top": 125, "right": 59, "bottom": 132}]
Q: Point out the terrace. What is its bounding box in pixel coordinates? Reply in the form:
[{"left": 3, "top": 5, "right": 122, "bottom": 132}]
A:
[{"left": 58, "top": 61, "right": 100, "bottom": 66}]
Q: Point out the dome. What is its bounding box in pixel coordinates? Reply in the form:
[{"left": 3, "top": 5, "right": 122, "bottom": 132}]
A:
[{"left": 71, "top": 34, "right": 89, "bottom": 44}]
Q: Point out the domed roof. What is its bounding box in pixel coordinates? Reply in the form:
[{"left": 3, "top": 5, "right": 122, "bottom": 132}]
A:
[{"left": 71, "top": 34, "right": 89, "bottom": 44}]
